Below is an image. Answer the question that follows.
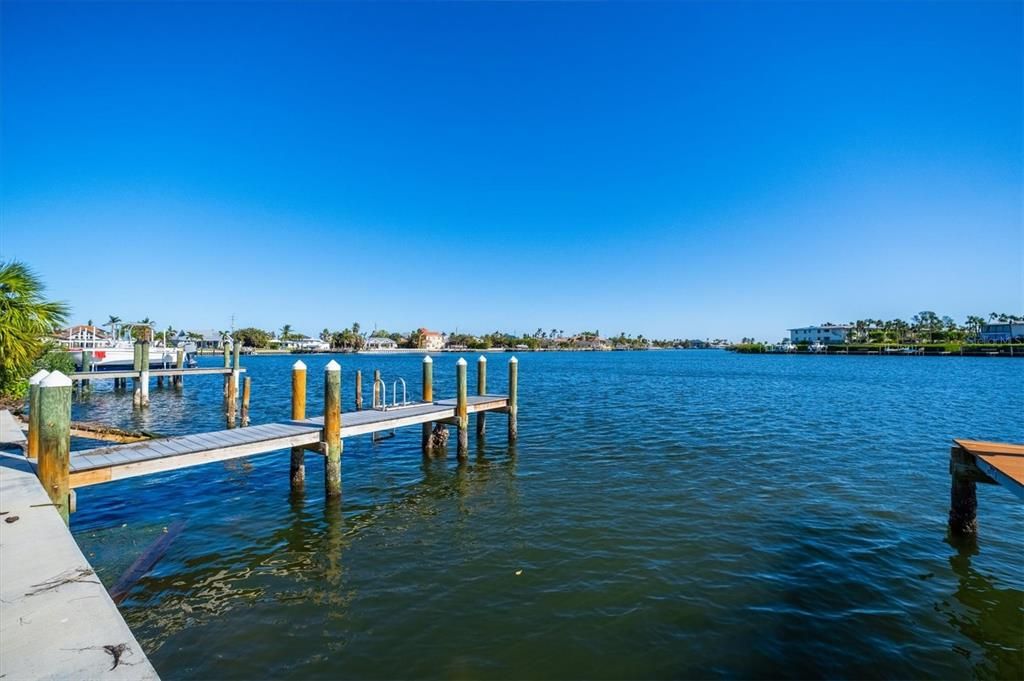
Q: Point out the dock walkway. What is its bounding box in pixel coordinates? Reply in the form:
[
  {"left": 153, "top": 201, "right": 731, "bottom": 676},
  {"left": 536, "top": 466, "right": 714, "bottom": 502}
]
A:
[
  {"left": 69, "top": 395, "right": 509, "bottom": 488},
  {"left": 0, "top": 455, "right": 158, "bottom": 679}
]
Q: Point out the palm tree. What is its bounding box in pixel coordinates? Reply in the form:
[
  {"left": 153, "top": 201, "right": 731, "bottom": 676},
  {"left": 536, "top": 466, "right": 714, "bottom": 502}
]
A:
[
  {"left": 280, "top": 324, "right": 293, "bottom": 343},
  {"left": 0, "top": 261, "right": 69, "bottom": 395},
  {"left": 320, "top": 328, "right": 331, "bottom": 343},
  {"left": 106, "top": 314, "right": 122, "bottom": 338}
]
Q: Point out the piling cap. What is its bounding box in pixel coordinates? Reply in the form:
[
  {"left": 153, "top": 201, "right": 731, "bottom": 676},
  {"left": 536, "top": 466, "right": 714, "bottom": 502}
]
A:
[
  {"left": 509, "top": 356, "right": 518, "bottom": 364},
  {"left": 422, "top": 355, "right": 433, "bottom": 364},
  {"left": 456, "top": 357, "right": 467, "bottom": 366},
  {"left": 292, "top": 360, "right": 307, "bottom": 370},
  {"left": 40, "top": 370, "right": 72, "bottom": 388},
  {"left": 478, "top": 355, "right": 487, "bottom": 363},
  {"left": 325, "top": 359, "right": 341, "bottom": 372},
  {"left": 29, "top": 369, "right": 50, "bottom": 385}
]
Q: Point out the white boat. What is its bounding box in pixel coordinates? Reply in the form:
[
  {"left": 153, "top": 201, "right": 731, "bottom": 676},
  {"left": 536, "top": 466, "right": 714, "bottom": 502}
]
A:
[
  {"left": 808, "top": 341, "right": 828, "bottom": 353},
  {"left": 56, "top": 323, "right": 194, "bottom": 370}
]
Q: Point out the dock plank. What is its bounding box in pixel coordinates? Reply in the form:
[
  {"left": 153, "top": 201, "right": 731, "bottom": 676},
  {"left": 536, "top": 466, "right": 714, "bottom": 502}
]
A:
[
  {"left": 0, "top": 409, "right": 26, "bottom": 447},
  {"left": 954, "top": 438, "right": 1024, "bottom": 500}
]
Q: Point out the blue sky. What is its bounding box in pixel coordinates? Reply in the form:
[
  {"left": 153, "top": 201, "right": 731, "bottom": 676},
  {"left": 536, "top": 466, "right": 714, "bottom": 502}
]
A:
[{"left": 2, "top": 1, "right": 1020, "bottom": 341}]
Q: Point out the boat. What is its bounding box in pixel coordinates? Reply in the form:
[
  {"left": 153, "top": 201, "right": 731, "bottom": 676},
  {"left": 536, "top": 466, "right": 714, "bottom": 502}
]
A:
[
  {"left": 808, "top": 341, "right": 828, "bottom": 353},
  {"left": 56, "top": 323, "right": 196, "bottom": 371}
]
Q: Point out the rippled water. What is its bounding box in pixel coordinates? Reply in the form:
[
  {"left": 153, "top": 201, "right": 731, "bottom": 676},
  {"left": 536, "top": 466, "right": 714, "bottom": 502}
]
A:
[{"left": 69, "top": 351, "right": 1023, "bottom": 679}]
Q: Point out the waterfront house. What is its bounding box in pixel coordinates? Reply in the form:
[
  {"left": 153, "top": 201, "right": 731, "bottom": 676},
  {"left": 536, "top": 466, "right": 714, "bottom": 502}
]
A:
[
  {"left": 788, "top": 324, "right": 852, "bottom": 345},
  {"left": 573, "top": 338, "right": 611, "bottom": 351},
  {"left": 980, "top": 320, "right": 1024, "bottom": 342},
  {"left": 419, "top": 328, "right": 445, "bottom": 351},
  {"left": 173, "top": 329, "right": 224, "bottom": 350},
  {"left": 364, "top": 337, "right": 399, "bottom": 351}
]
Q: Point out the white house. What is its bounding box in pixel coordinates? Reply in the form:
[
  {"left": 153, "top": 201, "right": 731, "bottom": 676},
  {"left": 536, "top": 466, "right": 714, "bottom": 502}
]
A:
[
  {"left": 364, "top": 337, "right": 399, "bottom": 351},
  {"left": 788, "top": 325, "right": 852, "bottom": 345},
  {"left": 173, "top": 329, "right": 225, "bottom": 350},
  {"left": 980, "top": 320, "right": 1024, "bottom": 342}
]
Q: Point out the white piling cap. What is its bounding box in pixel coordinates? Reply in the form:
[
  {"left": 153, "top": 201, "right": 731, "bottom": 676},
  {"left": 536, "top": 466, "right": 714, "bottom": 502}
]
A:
[
  {"left": 423, "top": 355, "right": 433, "bottom": 363},
  {"left": 509, "top": 356, "right": 518, "bottom": 363},
  {"left": 456, "top": 357, "right": 467, "bottom": 366},
  {"left": 478, "top": 355, "right": 487, "bottom": 363},
  {"left": 29, "top": 369, "right": 50, "bottom": 385},
  {"left": 325, "top": 359, "right": 341, "bottom": 372},
  {"left": 292, "top": 360, "right": 306, "bottom": 371},
  {"left": 40, "top": 370, "right": 72, "bottom": 388}
]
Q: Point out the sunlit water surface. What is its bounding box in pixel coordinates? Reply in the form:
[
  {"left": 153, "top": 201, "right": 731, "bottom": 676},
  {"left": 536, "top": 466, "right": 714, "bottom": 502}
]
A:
[{"left": 69, "top": 351, "right": 1023, "bottom": 679}]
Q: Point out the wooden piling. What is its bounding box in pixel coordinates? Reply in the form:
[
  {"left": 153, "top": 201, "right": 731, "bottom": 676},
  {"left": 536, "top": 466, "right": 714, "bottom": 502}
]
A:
[
  {"left": 949, "top": 446, "right": 978, "bottom": 536},
  {"left": 373, "top": 369, "right": 381, "bottom": 408},
  {"left": 81, "top": 351, "right": 92, "bottom": 392},
  {"left": 27, "top": 369, "right": 49, "bottom": 460},
  {"left": 232, "top": 338, "right": 241, "bottom": 391},
  {"left": 139, "top": 341, "right": 150, "bottom": 407},
  {"left": 421, "top": 356, "right": 433, "bottom": 455},
  {"left": 174, "top": 348, "right": 184, "bottom": 388},
  {"left": 324, "top": 360, "right": 342, "bottom": 498},
  {"left": 132, "top": 341, "right": 143, "bottom": 407},
  {"left": 355, "top": 370, "right": 363, "bottom": 411},
  {"left": 223, "top": 342, "right": 230, "bottom": 368},
  {"left": 241, "top": 376, "right": 251, "bottom": 427},
  {"left": 456, "top": 358, "right": 468, "bottom": 457},
  {"left": 508, "top": 356, "right": 518, "bottom": 443},
  {"left": 476, "top": 355, "right": 487, "bottom": 437},
  {"left": 37, "top": 371, "right": 72, "bottom": 524},
  {"left": 290, "top": 360, "right": 307, "bottom": 492}
]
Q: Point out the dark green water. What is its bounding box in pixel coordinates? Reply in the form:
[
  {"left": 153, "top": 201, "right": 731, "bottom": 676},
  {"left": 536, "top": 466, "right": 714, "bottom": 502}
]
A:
[{"left": 70, "top": 351, "right": 1023, "bottom": 679}]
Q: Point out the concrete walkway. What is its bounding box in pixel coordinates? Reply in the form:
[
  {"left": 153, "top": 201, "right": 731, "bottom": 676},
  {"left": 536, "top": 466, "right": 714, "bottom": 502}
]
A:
[{"left": 0, "top": 454, "right": 158, "bottom": 680}]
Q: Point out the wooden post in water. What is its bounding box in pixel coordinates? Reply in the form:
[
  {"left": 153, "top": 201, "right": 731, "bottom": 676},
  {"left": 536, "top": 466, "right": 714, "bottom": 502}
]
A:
[
  {"left": 355, "top": 370, "right": 363, "bottom": 411},
  {"left": 132, "top": 341, "right": 143, "bottom": 407},
  {"left": 175, "top": 348, "right": 184, "bottom": 388},
  {"left": 508, "top": 356, "right": 518, "bottom": 443},
  {"left": 241, "top": 376, "right": 251, "bottom": 426},
  {"left": 232, "top": 337, "right": 241, "bottom": 391},
  {"left": 290, "top": 360, "right": 307, "bottom": 493},
  {"left": 421, "top": 356, "right": 433, "bottom": 455},
  {"left": 456, "top": 358, "right": 468, "bottom": 457},
  {"left": 476, "top": 355, "right": 487, "bottom": 437},
  {"left": 37, "top": 371, "right": 72, "bottom": 524},
  {"left": 222, "top": 341, "right": 231, "bottom": 398},
  {"left": 81, "top": 351, "right": 92, "bottom": 393},
  {"left": 371, "top": 368, "right": 381, "bottom": 442},
  {"left": 27, "top": 369, "right": 49, "bottom": 460},
  {"left": 139, "top": 341, "right": 150, "bottom": 407},
  {"left": 948, "top": 446, "right": 978, "bottom": 536},
  {"left": 324, "top": 360, "right": 342, "bottom": 498}
]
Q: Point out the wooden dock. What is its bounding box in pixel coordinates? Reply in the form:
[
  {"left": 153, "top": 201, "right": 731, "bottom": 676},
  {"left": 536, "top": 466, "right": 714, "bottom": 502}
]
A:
[
  {"left": 948, "top": 438, "right": 1024, "bottom": 536},
  {"left": 24, "top": 355, "right": 519, "bottom": 518},
  {"left": 68, "top": 395, "right": 509, "bottom": 488}
]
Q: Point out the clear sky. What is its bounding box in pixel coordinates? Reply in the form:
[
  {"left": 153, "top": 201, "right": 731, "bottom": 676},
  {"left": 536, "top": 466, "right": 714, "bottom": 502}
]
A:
[{"left": 1, "top": 1, "right": 1021, "bottom": 341}]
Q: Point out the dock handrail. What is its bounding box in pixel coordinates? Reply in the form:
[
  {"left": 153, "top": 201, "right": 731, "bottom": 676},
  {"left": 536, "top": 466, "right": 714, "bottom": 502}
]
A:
[
  {"left": 391, "top": 378, "right": 407, "bottom": 408},
  {"left": 373, "top": 377, "right": 387, "bottom": 410}
]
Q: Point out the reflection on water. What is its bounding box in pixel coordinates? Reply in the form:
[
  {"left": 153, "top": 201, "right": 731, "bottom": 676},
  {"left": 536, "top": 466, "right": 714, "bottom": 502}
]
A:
[
  {"left": 69, "top": 352, "right": 1022, "bottom": 679},
  {"left": 943, "top": 540, "right": 1024, "bottom": 680}
]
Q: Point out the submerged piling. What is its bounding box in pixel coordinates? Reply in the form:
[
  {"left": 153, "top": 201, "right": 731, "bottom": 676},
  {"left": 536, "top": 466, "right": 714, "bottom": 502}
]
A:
[
  {"left": 456, "top": 358, "right": 468, "bottom": 457},
  {"left": 948, "top": 446, "right": 978, "bottom": 536},
  {"left": 290, "top": 360, "right": 307, "bottom": 493},
  {"left": 81, "top": 351, "right": 92, "bottom": 393},
  {"left": 421, "top": 356, "right": 433, "bottom": 455},
  {"left": 476, "top": 355, "right": 487, "bottom": 437},
  {"left": 241, "top": 376, "right": 251, "bottom": 427},
  {"left": 508, "top": 356, "right": 518, "bottom": 443},
  {"left": 324, "top": 361, "right": 342, "bottom": 498}
]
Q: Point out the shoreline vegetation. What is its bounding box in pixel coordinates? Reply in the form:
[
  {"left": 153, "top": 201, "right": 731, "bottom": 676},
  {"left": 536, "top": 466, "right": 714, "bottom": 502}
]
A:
[{"left": 730, "top": 342, "right": 1021, "bottom": 357}]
